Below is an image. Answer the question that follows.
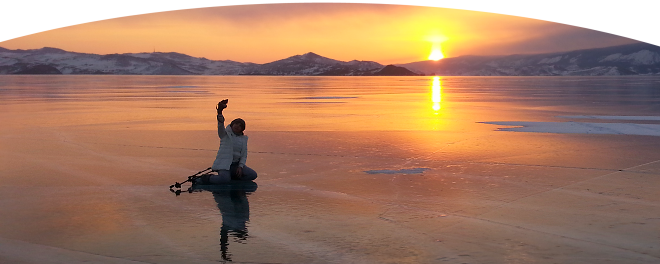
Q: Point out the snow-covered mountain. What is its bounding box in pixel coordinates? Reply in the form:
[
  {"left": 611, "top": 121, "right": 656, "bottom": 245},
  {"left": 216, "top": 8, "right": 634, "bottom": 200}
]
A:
[
  {"left": 1, "top": 42, "right": 659, "bottom": 76},
  {"left": 127, "top": 52, "right": 256, "bottom": 75},
  {"left": 399, "top": 43, "right": 660, "bottom": 76},
  {"left": 0, "top": 47, "right": 255, "bottom": 75},
  {"left": 0, "top": 48, "right": 390, "bottom": 75},
  {"left": 241, "top": 52, "right": 384, "bottom": 75}
]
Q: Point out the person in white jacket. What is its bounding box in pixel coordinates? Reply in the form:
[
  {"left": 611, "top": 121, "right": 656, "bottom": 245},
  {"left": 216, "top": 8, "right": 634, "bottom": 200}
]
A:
[{"left": 203, "top": 99, "right": 258, "bottom": 184}]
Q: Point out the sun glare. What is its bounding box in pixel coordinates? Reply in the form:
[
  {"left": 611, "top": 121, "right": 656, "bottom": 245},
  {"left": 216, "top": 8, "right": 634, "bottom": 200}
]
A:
[
  {"left": 428, "top": 49, "right": 444, "bottom": 61},
  {"left": 426, "top": 34, "right": 447, "bottom": 61},
  {"left": 431, "top": 76, "right": 442, "bottom": 111}
]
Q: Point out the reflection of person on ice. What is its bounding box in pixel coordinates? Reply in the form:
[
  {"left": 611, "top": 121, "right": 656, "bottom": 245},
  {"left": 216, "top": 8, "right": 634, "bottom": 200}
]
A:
[
  {"left": 214, "top": 189, "right": 251, "bottom": 262},
  {"left": 202, "top": 99, "right": 258, "bottom": 184}
]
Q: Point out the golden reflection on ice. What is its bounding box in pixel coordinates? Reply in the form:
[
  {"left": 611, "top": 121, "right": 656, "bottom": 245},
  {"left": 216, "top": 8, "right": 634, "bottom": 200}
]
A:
[{"left": 431, "top": 76, "right": 442, "bottom": 111}]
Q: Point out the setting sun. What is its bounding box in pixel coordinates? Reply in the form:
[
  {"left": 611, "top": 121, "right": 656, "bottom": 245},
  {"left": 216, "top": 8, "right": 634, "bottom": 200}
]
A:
[
  {"left": 428, "top": 49, "right": 445, "bottom": 60},
  {"left": 428, "top": 41, "right": 445, "bottom": 61}
]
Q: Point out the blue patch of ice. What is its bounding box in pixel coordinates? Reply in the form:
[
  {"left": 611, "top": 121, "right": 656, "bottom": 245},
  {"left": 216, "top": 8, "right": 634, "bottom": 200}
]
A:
[{"left": 364, "top": 168, "right": 430, "bottom": 174}]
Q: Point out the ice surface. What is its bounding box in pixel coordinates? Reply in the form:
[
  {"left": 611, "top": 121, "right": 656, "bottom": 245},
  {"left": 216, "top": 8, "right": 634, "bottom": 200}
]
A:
[
  {"left": 559, "top": 115, "right": 660, "bottom": 121},
  {"left": 364, "top": 168, "right": 430, "bottom": 174},
  {"left": 484, "top": 115, "right": 660, "bottom": 136},
  {"left": 483, "top": 121, "right": 660, "bottom": 136},
  {"left": 1, "top": 76, "right": 660, "bottom": 263}
]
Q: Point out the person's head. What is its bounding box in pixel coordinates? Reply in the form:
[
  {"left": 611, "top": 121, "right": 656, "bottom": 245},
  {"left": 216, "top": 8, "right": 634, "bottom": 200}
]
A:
[{"left": 230, "top": 118, "right": 246, "bottom": 135}]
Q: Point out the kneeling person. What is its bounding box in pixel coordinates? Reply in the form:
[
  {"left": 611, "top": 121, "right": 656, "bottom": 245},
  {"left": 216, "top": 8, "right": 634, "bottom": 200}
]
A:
[{"left": 203, "top": 99, "right": 258, "bottom": 184}]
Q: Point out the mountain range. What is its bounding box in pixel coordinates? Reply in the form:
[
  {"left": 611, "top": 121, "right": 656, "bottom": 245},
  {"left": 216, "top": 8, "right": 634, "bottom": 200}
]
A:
[
  {"left": 400, "top": 42, "right": 660, "bottom": 76},
  {"left": 1, "top": 42, "right": 659, "bottom": 76}
]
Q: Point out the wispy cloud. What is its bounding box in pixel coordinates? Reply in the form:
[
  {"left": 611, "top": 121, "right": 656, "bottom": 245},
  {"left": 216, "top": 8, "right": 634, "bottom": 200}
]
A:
[{"left": 0, "top": 3, "right": 639, "bottom": 64}]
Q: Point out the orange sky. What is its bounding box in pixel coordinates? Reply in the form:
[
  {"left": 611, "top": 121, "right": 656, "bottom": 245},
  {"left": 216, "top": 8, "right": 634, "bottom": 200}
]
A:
[{"left": 0, "top": 3, "right": 638, "bottom": 64}]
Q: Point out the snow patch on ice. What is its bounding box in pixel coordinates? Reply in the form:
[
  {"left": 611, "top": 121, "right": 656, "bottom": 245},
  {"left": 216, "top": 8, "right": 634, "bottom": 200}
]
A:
[
  {"left": 559, "top": 115, "right": 660, "bottom": 121},
  {"left": 482, "top": 121, "right": 660, "bottom": 136}
]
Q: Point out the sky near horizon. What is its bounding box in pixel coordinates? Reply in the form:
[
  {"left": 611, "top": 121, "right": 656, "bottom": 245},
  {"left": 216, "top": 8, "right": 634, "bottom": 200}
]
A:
[{"left": 0, "top": 3, "right": 639, "bottom": 65}]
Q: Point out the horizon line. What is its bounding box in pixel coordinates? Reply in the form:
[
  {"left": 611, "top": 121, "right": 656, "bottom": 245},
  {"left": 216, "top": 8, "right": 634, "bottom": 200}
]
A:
[{"left": 0, "top": 41, "right": 651, "bottom": 65}]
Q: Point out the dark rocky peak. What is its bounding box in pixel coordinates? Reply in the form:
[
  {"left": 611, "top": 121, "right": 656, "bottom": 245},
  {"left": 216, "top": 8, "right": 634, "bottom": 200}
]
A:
[
  {"left": 346, "top": 59, "right": 381, "bottom": 65},
  {"left": 99, "top": 53, "right": 151, "bottom": 67},
  {"left": 151, "top": 52, "right": 195, "bottom": 60},
  {"left": 100, "top": 53, "right": 132, "bottom": 60},
  {"left": 372, "top": 65, "right": 420, "bottom": 76},
  {"left": 293, "top": 52, "right": 339, "bottom": 64},
  {"left": 300, "top": 52, "right": 323, "bottom": 59},
  {"left": 35, "top": 47, "right": 67, "bottom": 54},
  {"left": 265, "top": 52, "right": 337, "bottom": 66}
]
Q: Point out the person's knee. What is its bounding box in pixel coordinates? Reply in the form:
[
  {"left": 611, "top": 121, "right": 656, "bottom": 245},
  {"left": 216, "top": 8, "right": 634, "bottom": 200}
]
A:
[
  {"left": 245, "top": 172, "right": 258, "bottom": 181},
  {"left": 242, "top": 167, "right": 258, "bottom": 181}
]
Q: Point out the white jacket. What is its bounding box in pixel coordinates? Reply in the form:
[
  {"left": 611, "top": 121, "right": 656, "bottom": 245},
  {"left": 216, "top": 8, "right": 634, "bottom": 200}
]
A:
[{"left": 211, "top": 114, "right": 248, "bottom": 171}]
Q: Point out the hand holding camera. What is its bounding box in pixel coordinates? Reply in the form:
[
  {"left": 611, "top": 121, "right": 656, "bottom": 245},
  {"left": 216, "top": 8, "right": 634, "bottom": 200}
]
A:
[{"left": 216, "top": 99, "right": 228, "bottom": 115}]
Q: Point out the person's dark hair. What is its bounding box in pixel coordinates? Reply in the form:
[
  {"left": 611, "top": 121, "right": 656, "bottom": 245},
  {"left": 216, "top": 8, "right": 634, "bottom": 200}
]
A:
[{"left": 230, "top": 118, "right": 246, "bottom": 133}]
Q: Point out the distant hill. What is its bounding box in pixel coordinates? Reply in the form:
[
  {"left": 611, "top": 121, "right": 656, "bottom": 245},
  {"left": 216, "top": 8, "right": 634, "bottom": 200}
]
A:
[
  {"left": 13, "top": 64, "right": 62, "bottom": 74},
  {"left": 399, "top": 42, "right": 660, "bottom": 76},
  {"left": 372, "top": 65, "right": 421, "bottom": 76},
  {"left": 1, "top": 43, "right": 659, "bottom": 76},
  {"left": 240, "top": 52, "right": 384, "bottom": 75},
  {"left": 0, "top": 48, "right": 387, "bottom": 76}
]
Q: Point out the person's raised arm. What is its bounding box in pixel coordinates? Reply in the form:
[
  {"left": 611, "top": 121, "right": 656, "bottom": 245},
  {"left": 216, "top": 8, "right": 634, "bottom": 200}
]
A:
[{"left": 217, "top": 99, "right": 228, "bottom": 138}]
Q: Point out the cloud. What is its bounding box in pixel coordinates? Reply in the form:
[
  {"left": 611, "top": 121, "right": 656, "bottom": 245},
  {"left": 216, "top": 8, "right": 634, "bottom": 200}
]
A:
[
  {"left": 0, "top": 3, "right": 644, "bottom": 64},
  {"left": 479, "top": 23, "right": 640, "bottom": 56}
]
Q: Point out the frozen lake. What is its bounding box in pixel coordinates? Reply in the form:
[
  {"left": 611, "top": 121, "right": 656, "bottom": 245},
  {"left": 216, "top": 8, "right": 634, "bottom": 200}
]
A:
[{"left": 1, "top": 75, "right": 660, "bottom": 263}]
